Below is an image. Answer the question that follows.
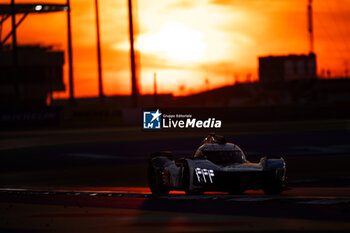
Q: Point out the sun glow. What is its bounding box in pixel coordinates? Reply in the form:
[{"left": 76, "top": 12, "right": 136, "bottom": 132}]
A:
[
  {"left": 46, "top": 0, "right": 350, "bottom": 97},
  {"left": 137, "top": 22, "right": 206, "bottom": 62}
]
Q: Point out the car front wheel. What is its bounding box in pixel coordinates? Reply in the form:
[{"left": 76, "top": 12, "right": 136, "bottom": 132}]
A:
[{"left": 148, "top": 160, "right": 169, "bottom": 195}]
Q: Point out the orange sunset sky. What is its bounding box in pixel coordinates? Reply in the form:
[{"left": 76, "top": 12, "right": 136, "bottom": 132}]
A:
[{"left": 2, "top": 0, "right": 350, "bottom": 97}]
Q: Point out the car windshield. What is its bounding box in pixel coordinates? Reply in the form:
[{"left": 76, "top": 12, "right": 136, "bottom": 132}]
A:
[{"left": 202, "top": 150, "right": 245, "bottom": 165}]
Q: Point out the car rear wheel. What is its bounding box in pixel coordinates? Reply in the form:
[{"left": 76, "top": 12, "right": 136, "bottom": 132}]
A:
[{"left": 263, "top": 168, "right": 286, "bottom": 195}]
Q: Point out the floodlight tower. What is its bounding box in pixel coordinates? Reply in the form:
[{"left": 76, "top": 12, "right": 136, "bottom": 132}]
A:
[
  {"left": 128, "top": 0, "right": 139, "bottom": 107},
  {"left": 66, "top": 0, "right": 75, "bottom": 104},
  {"left": 308, "top": 0, "right": 314, "bottom": 54},
  {"left": 94, "top": 0, "right": 104, "bottom": 101}
]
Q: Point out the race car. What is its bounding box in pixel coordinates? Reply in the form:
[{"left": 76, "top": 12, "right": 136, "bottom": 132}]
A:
[{"left": 148, "top": 133, "right": 287, "bottom": 195}]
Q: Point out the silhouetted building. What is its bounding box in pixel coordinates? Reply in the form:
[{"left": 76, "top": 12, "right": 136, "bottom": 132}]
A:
[
  {"left": 0, "top": 45, "right": 65, "bottom": 106},
  {"left": 259, "top": 53, "right": 317, "bottom": 82}
]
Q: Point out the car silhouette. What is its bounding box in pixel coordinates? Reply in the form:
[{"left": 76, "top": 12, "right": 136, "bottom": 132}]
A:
[{"left": 148, "top": 133, "right": 287, "bottom": 195}]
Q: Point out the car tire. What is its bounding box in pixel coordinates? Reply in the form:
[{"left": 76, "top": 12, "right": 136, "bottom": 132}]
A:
[
  {"left": 148, "top": 159, "right": 169, "bottom": 195},
  {"left": 263, "top": 168, "right": 286, "bottom": 195}
]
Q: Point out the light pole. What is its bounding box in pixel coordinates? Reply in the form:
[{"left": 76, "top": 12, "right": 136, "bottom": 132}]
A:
[
  {"left": 11, "top": 0, "right": 19, "bottom": 103},
  {"left": 154, "top": 72, "right": 157, "bottom": 107},
  {"left": 308, "top": 0, "right": 314, "bottom": 54},
  {"left": 94, "top": 0, "right": 104, "bottom": 101},
  {"left": 128, "top": 0, "right": 139, "bottom": 107},
  {"left": 67, "top": 0, "right": 75, "bottom": 104}
]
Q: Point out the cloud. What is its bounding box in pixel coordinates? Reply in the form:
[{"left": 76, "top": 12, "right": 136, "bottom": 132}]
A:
[
  {"left": 167, "top": 1, "right": 198, "bottom": 9},
  {"left": 210, "top": 0, "right": 271, "bottom": 8},
  {"left": 209, "top": 0, "right": 304, "bottom": 12}
]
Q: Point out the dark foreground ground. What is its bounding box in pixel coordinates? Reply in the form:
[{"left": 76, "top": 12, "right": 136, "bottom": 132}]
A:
[
  {"left": 0, "top": 120, "right": 349, "bottom": 232},
  {"left": 0, "top": 186, "right": 350, "bottom": 233}
]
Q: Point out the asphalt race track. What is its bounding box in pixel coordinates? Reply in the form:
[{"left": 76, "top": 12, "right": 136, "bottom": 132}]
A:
[
  {"left": 0, "top": 125, "right": 350, "bottom": 232},
  {"left": 0, "top": 186, "right": 350, "bottom": 233}
]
